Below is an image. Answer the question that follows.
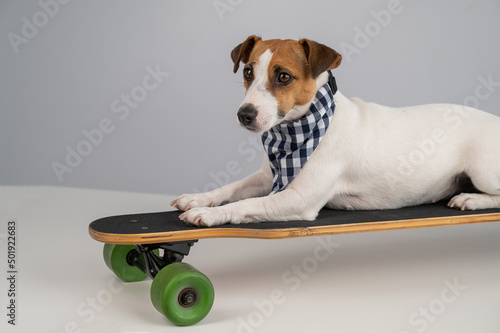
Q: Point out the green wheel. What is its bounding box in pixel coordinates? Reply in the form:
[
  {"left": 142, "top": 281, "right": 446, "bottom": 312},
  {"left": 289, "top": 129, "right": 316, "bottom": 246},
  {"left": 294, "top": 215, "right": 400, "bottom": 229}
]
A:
[
  {"left": 103, "top": 244, "right": 149, "bottom": 282},
  {"left": 150, "top": 262, "right": 214, "bottom": 326}
]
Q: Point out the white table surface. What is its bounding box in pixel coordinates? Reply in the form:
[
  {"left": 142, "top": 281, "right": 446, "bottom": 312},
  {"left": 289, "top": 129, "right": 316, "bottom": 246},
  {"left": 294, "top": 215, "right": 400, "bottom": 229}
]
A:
[{"left": 1, "top": 185, "right": 499, "bottom": 333}]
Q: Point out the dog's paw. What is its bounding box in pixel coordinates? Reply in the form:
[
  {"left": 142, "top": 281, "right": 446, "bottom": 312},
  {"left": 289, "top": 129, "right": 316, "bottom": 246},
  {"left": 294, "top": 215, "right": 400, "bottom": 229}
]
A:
[
  {"left": 179, "top": 207, "right": 227, "bottom": 227},
  {"left": 170, "top": 193, "right": 218, "bottom": 211},
  {"left": 448, "top": 193, "right": 489, "bottom": 211}
]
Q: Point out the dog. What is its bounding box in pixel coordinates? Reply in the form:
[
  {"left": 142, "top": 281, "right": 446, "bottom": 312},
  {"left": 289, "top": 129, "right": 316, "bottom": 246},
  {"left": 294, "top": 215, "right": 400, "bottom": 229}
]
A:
[{"left": 171, "top": 35, "right": 500, "bottom": 227}]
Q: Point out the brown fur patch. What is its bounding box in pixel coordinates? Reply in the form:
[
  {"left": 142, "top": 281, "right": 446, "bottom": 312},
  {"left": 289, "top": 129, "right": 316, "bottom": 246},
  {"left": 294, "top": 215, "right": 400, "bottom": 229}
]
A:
[
  {"left": 266, "top": 41, "right": 317, "bottom": 114},
  {"left": 243, "top": 40, "right": 316, "bottom": 113},
  {"left": 237, "top": 37, "right": 340, "bottom": 114}
]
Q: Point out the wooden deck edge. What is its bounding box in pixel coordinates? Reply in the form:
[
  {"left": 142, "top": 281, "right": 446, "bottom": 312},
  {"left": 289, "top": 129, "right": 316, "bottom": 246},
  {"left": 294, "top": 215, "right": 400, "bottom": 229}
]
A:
[{"left": 88, "top": 212, "right": 500, "bottom": 245}]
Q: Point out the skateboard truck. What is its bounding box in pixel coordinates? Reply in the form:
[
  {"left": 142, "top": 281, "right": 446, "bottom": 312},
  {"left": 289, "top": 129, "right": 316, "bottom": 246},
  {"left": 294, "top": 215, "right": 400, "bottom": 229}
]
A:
[
  {"left": 128, "top": 241, "right": 198, "bottom": 279},
  {"left": 101, "top": 239, "right": 214, "bottom": 326}
]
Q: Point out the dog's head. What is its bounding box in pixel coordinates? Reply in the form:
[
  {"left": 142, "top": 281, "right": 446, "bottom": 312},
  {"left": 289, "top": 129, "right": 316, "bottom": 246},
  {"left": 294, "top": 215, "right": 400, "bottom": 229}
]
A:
[{"left": 231, "top": 36, "right": 342, "bottom": 132}]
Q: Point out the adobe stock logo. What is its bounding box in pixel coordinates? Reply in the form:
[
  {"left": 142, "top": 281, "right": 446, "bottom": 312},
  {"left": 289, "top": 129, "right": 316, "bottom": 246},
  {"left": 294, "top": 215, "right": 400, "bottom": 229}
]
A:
[
  {"left": 236, "top": 236, "right": 340, "bottom": 333},
  {"left": 51, "top": 65, "right": 169, "bottom": 182},
  {"left": 213, "top": 0, "right": 243, "bottom": 21},
  {"left": 7, "top": 0, "right": 72, "bottom": 54},
  {"left": 339, "top": 0, "right": 405, "bottom": 64},
  {"left": 400, "top": 277, "right": 468, "bottom": 333}
]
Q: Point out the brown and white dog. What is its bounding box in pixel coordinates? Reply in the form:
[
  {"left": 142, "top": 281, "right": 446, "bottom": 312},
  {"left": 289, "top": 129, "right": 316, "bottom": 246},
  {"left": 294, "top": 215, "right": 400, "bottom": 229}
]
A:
[{"left": 171, "top": 35, "right": 500, "bottom": 227}]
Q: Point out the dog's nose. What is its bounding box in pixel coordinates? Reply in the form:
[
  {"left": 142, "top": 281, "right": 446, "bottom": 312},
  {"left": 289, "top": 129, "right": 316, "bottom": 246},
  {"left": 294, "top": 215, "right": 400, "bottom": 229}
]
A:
[{"left": 237, "top": 104, "right": 258, "bottom": 127}]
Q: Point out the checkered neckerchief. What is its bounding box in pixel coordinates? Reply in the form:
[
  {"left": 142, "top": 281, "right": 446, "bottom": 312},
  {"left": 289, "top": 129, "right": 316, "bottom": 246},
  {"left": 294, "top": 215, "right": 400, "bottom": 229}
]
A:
[{"left": 262, "top": 75, "right": 336, "bottom": 194}]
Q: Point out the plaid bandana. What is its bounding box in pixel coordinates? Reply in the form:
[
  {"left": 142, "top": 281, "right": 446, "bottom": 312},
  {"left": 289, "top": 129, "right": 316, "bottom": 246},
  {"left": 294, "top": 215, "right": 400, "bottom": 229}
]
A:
[{"left": 262, "top": 72, "right": 337, "bottom": 194}]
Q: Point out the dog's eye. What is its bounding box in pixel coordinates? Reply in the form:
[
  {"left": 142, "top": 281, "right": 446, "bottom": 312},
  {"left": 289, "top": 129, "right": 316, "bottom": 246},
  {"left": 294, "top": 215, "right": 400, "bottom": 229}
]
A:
[
  {"left": 278, "top": 72, "right": 292, "bottom": 84},
  {"left": 244, "top": 68, "right": 253, "bottom": 80}
]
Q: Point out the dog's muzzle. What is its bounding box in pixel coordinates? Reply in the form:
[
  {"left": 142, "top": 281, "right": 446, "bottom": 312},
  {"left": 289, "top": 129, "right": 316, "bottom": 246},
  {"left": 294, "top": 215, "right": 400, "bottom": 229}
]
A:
[{"left": 237, "top": 104, "right": 258, "bottom": 127}]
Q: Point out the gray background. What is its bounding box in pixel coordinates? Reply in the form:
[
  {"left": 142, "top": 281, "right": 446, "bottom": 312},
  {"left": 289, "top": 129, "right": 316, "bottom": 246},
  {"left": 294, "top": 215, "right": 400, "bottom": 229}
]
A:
[{"left": 1, "top": 0, "right": 499, "bottom": 196}]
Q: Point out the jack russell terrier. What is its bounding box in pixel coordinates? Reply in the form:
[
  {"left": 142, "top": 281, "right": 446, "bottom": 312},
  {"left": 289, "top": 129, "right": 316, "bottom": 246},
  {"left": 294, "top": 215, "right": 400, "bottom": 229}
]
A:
[{"left": 171, "top": 35, "right": 500, "bottom": 227}]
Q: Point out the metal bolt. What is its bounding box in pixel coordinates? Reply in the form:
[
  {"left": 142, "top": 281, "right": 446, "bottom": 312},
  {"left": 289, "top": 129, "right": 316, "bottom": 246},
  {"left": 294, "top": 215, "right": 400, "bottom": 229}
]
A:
[{"left": 178, "top": 288, "right": 197, "bottom": 307}]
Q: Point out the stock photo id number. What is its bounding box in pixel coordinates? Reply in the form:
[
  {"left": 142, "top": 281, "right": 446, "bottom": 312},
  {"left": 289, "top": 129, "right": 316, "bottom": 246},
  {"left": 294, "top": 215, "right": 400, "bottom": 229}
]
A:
[{"left": 6, "top": 220, "right": 17, "bottom": 326}]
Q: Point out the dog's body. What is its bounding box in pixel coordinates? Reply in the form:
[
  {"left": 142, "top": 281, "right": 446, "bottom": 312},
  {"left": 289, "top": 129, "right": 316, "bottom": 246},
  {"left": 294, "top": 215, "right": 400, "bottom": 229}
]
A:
[{"left": 171, "top": 36, "right": 500, "bottom": 227}]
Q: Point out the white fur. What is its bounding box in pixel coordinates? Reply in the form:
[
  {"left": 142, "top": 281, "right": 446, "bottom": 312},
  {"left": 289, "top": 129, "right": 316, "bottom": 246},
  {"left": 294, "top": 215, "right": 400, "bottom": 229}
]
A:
[
  {"left": 172, "top": 55, "right": 500, "bottom": 226},
  {"left": 238, "top": 50, "right": 279, "bottom": 132}
]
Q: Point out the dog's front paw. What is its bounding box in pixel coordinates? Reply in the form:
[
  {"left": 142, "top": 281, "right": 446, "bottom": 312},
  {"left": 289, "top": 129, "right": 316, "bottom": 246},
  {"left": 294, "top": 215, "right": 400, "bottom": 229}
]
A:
[
  {"left": 179, "top": 207, "right": 227, "bottom": 227},
  {"left": 170, "top": 193, "right": 218, "bottom": 211}
]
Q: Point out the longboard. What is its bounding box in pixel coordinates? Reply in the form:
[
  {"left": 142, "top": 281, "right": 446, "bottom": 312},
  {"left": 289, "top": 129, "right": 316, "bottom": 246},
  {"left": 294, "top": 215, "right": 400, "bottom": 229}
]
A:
[
  {"left": 88, "top": 202, "right": 500, "bottom": 326},
  {"left": 89, "top": 201, "right": 500, "bottom": 244}
]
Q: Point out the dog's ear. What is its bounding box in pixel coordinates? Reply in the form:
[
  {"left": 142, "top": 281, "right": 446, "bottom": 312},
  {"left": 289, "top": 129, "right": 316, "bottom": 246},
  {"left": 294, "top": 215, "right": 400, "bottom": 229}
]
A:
[
  {"left": 299, "top": 39, "right": 342, "bottom": 79},
  {"left": 231, "top": 35, "right": 261, "bottom": 73}
]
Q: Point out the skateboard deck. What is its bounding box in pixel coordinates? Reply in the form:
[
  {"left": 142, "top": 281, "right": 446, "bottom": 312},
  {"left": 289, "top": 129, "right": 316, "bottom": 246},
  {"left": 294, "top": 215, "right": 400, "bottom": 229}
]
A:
[
  {"left": 89, "top": 201, "right": 500, "bottom": 326},
  {"left": 89, "top": 201, "right": 500, "bottom": 244}
]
